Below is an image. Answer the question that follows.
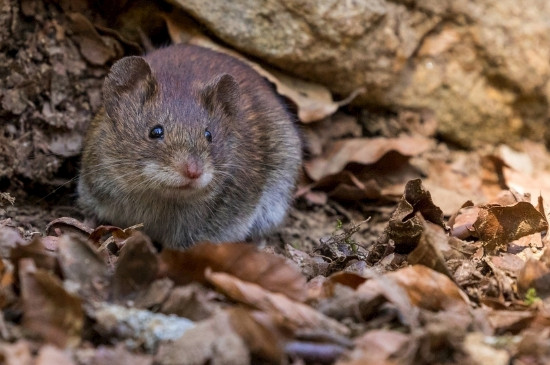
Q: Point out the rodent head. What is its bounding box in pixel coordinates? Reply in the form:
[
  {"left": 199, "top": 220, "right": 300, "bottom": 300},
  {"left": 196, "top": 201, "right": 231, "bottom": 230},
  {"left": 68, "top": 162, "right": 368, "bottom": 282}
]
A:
[{"left": 96, "top": 56, "right": 241, "bottom": 200}]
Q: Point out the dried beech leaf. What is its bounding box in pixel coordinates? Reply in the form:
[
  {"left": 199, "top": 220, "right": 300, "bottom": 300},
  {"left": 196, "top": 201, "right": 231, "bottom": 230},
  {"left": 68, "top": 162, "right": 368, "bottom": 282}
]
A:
[
  {"left": 359, "top": 265, "right": 469, "bottom": 314},
  {"left": 228, "top": 308, "right": 286, "bottom": 362},
  {"left": 408, "top": 217, "right": 453, "bottom": 278},
  {"left": 11, "top": 237, "right": 59, "bottom": 280},
  {"left": 450, "top": 205, "right": 480, "bottom": 239},
  {"left": 45, "top": 217, "right": 93, "bottom": 237},
  {"left": 517, "top": 259, "right": 550, "bottom": 296},
  {"left": 472, "top": 202, "right": 548, "bottom": 251},
  {"left": 67, "top": 13, "right": 121, "bottom": 65},
  {"left": 57, "top": 234, "right": 110, "bottom": 302},
  {"left": 206, "top": 270, "right": 349, "bottom": 336},
  {"left": 304, "top": 136, "right": 433, "bottom": 181},
  {"left": 337, "top": 329, "right": 410, "bottom": 365},
  {"left": 159, "top": 242, "right": 307, "bottom": 302},
  {"left": 155, "top": 310, "right": 249, "bottom": 365},
  {"left": 35, "top": 345, "right": 75, "bottom": 365},
  {"left": 20, "top": 259, "right": 83, "bottom": 347},
  {"left": 486, "top": 309, "right": 536, "bottom": 335},
  {"left": 80, "top": 344, "right": 153, "bottom": 365},
  {"left": 112, "top": 232, "right": 158, "bottom": 302}
]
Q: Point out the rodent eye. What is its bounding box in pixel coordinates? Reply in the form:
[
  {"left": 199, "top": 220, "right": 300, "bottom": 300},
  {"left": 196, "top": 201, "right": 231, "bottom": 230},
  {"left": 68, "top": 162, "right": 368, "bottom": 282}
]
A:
[
  {"left": 204, "top": 129, "right": 212, "bottom": 143},
  {"left": 149, "top": 125, "right": 164, "bottom": 139}
]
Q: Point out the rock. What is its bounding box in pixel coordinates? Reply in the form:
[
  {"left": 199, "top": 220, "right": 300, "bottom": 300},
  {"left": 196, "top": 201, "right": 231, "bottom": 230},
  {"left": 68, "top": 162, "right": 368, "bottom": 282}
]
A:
[{"left": 171, "top": 0, "right": 550, "bottom": 146}]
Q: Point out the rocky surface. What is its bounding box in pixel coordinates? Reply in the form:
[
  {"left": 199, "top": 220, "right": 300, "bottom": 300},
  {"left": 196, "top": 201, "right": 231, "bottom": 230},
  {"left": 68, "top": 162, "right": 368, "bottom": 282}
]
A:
[{"left": 170, "top": 0, "right": 550, "bottom": 146}]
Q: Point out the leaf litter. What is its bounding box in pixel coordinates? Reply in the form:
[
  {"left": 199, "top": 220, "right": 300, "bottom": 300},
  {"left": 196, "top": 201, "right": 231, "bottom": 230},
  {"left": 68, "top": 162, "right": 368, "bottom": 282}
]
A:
[{"left": 5, "top": 0, "right": 550, "bottom": 364}]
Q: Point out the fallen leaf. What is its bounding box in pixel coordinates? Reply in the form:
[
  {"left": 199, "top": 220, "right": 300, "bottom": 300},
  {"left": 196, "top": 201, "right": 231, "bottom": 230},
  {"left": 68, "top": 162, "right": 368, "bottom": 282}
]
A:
[
  {"left": 359, "top": 265, "right": 469, "bottom": 313},
  {"left": 160, "top": 282, "right": 221, "bottom": 321},
  {"left": 486, "top": 309, "right": 536, "bottom": 334},
  {"left": 45, "top": 217, "right": 93, "bottom": 237},
  {"left": 472, "top": 202, "right": 548, "bottom": 251},
  {"left": 0, "top": 341, "right": 33, "bottom": 365},
  {"left": 19, "top": 259, "right": 83, "bottom": 347},
  {"left": 112, "top": 232, "right": 158, "bottom": 302},
  {"left": 463, "top": 332, "right": 510, "bottom": 365},
  {"left": 228, "top": 307, "right": 286, "bottom": 362},
  {"left": 57, "top": 234, "right": 110, "bottom": 302},
  {"left": 305, "top": 136, "right": 434, "bottom": 182},
  {"left": 206, "top": 270, "right": 349, "bottom": 336},
  {"left": 79, "top": 344, "right": 153, "bottom": 365},
  {"left": 337, "top": 329, "right": 410, "bottom": 365},
  {"left": 408, "top": 217, "right": 453, "bottom": 278},
  {"left": 517, "top": 259, "right": 550, "bottom": 296},
  {"left": 159, "top": 242, "right": 307, "bottom": 302},
  {"left": 35, "top": 345, "right": 75, "bottom": 365},
  {"left": 155, "top": 310, "right": 249, "bottom": 365},
  {"left": 67, "top": 13, "right": 122, "bottom": 65}
]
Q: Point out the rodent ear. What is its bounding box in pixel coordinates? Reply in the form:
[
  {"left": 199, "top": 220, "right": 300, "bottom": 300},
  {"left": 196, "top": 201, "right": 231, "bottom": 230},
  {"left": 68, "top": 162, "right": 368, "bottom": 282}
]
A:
[
  {"left": 201, "top": 74, "right": 240, "bottom": 117},
  {"left": 103, "top": 56, "right": 158, "bottom": 120}
]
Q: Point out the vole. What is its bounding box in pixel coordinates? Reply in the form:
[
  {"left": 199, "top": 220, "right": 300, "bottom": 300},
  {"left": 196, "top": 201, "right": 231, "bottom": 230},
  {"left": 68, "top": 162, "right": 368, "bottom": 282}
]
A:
[{"left": 77, "top": 44, "right": 302, "bottom": 248}]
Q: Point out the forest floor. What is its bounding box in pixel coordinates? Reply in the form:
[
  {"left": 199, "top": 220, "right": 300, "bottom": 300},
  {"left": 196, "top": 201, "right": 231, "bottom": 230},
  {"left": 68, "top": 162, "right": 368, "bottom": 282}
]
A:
[{"left": 3, "top": 1, "right": 550, "bottom": 364}]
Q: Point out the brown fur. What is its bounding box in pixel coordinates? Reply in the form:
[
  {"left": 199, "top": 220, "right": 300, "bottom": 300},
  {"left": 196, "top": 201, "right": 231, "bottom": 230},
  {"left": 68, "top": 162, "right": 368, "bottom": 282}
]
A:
[{"left": 78, "top": 44, "right": 302, "bottom": 248}]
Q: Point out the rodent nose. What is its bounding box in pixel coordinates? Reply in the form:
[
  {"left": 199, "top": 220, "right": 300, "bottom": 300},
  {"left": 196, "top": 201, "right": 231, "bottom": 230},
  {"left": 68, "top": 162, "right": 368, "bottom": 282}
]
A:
[{"left": 182, "top": 159, "right": 203, "bottom": 180}]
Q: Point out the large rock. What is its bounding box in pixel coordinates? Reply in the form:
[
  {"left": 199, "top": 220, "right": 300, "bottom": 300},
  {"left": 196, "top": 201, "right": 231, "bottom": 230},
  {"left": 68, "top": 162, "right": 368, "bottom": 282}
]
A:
[{"left": 170, "top": 0, "right": 550, "bottom": 147}]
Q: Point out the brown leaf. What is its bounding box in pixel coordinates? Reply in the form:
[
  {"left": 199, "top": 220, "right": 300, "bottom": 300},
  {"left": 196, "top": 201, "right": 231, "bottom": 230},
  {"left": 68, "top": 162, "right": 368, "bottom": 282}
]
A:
[
  {"left": 324, "top": 272, "right": 367, "bottom": 292},
  {"left": 11, "top": 237, "right": 59, "bottom": 281},
  {"left": 337, "top": 329, "right": 410, "bottom": 365},
  {"left": 45, "top": 217, "right": 93, "bottom": 237},
  {"left": 81, "top": 345, "right": 153, "bottom": 365},
  {"left": 305, "top": 136, "right": 433, "bottom": 181},
  {"left": 0, "top": 226, "right": 25, "bottom": 258},
  {"left": 408, "top": 217, "right": 453, "bottom": 278},
  {"left": 112, "top": 232, "right": 158, "bottom": 302},
  {"left": 0, "top": 341, "right": 33, "bottom": 365},
  {"left": 486, "top": 309, "right": 536, "bottom": 335},
  {"left": 161, "top": 282, "right": 220, "bottom": 321},
  {"left": 35, "top": 345, "right": 75, "bottom": 365},
  {"left": 472, "top": 202, "right": 548, "bottom": 251},
  {"left": 67, "top": 13, "right": 121, "bottom": 65},
  {"left": 20, "top": 259, "right": 83, "bottom": 347},
  {"left": 450, "top": 204, "right": 479, "bottom": 239},
  {"left": 382, "top": 179, "right": 447, "bottom": 255},
  {"left": 155, "top": 310, "right": 249, "bottom": 365},
  {"left": 359, "top": 265, "right": 469, "bottom": 313},
  {"left": 159, "top": 242, "right": 307, "bottom": 302},
  {"left": 57, "top": 234, "right": 110, "bottom": 302},
  {"left": 206, "top": 270, "right": 349, "bottom": 336},
  {"left": 517, "top": 259, "right": 550, "bottom": 296},
  {"left": 228, "top": 308, "right": 286, "bottom": 362}
]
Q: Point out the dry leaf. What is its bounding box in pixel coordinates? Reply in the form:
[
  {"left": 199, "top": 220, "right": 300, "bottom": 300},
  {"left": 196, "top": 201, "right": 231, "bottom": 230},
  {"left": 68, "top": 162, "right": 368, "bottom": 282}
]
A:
[
  {"left": 67, "top": 13, "right": 121, "bottom": 65},
  {"left": 45, "top": 217, "right": 93, "bottom": 237},
  {"left": 472, "top": 202, "right": 548, "bottom": 251},
  {"left": 359, "top": 265, "right": 469, "bottom": 313},
  {"left": 206, "top": 270, "right": 349, "bottom": 336},
  {"left": 19, "top": 259, "right": 83, "bottom": 348},
  {"left": 112, "top": 232, "right": 158, "bottom": 302},
  {"left": 155, "top": 310, "right": 249, "bottom": 365},
  {"left": 57, "top": 234, "right": 110, "bottom": 302},
  {"left": 337, "top": 329, "right": 410, "bottom": 365},
  {"left": 159, "top": 242, "right": 307, "bottom": 302},
  {"left": 35, "top": 345, "right": 75, "bottom": 365},
  {"left": 228, "top": 307, "right": 286, "bottom": 362},
  {"left": 305, "top": 136, "right": 433, "bottom": 181},
  {"left": 80, "top": 344, "right": 153, "bottom": 365}
]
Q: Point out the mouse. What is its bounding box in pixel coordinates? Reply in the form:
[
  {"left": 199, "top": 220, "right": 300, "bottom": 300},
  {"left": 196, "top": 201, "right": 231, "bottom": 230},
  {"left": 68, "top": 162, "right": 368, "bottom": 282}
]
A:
[{"left": 77, "top": 44, "right": 302, "bottom": 248}]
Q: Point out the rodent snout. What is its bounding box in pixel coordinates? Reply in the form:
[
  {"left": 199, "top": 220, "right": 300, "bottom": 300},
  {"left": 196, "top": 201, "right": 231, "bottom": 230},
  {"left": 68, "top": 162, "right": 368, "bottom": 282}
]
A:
[{"left": 177, "top": 156, "right": 204, "bottom": 180}]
